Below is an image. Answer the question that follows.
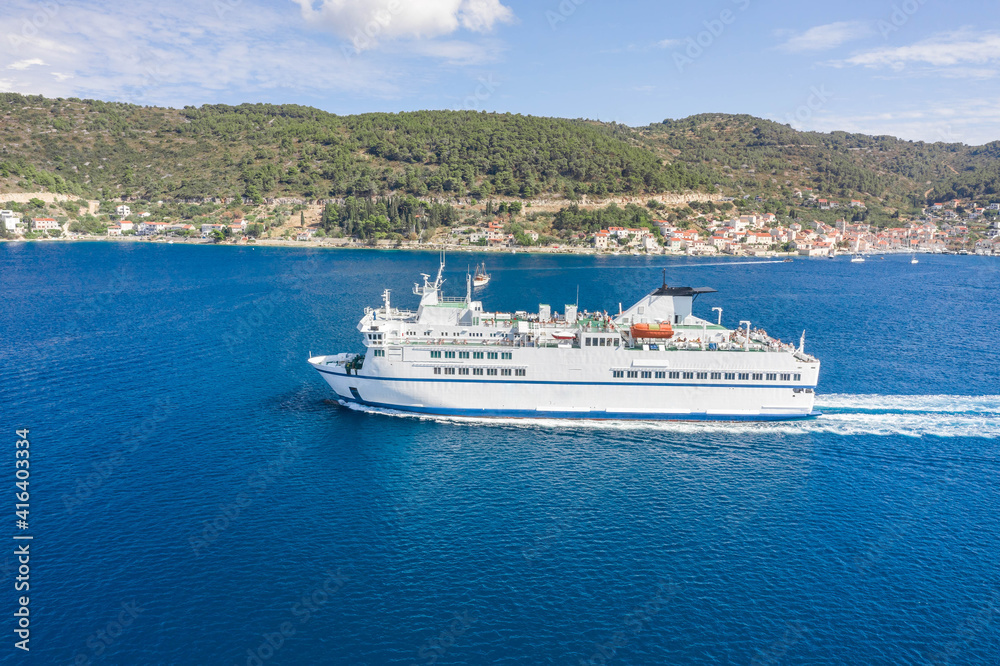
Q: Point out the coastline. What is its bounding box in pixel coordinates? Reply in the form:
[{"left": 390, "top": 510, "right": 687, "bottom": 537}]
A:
[{"left": 0, "top": 234, "right": 980, "bottom": 257}]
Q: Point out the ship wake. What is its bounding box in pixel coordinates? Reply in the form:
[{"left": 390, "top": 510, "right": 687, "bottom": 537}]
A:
[{"left": 336, "top": 395, "right": 1000, "bottom": 439}]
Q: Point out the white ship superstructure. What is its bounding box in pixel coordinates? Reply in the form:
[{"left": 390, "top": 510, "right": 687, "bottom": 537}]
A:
[{"left": 309, "top": 259, "right": 821, "bottom": 421}]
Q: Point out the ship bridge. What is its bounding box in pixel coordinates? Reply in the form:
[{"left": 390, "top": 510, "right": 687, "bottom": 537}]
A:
[{"left": 617, "top": 281, "right": 717, "bottom": 327}]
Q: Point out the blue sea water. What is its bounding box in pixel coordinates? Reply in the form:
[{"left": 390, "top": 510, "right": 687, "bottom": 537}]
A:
[{"left": 1, "top": 242, "right": 999, "bottom": 665}]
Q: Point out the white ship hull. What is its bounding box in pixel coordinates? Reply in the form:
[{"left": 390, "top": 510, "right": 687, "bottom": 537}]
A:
[{"left": 309, "top": 350, "right": 818, "bottom": 421}]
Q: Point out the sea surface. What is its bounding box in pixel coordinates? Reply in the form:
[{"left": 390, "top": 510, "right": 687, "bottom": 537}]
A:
[{"left": 1, "top": 242, "right": 999, "bottom": 665}]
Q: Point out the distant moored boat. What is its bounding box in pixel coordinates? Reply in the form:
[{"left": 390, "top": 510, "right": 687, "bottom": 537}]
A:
[{"left": 473, "top": 263, "right": 490, "bottom": 288}]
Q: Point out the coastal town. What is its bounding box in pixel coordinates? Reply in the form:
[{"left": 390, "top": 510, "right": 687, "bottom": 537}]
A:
[{"left": 3, "top": 194, "right": 999, "bottom": 257}]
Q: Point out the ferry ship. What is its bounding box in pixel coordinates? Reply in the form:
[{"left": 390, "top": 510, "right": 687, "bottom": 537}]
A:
[{"left": 309, "top": 259, "right": 821, "bottom": 421}]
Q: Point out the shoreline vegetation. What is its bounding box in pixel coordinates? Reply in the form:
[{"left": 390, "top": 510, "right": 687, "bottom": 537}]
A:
[
  {"left": 0, "top": 232, "right": 979, "bottom": 258},
  {"left": 2, "top": 188, "right": 996, "bottom": 256}
]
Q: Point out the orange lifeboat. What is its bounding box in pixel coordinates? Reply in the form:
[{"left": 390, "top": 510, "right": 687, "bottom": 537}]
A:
[{"left": 630, "top": 322, "right": 674, "bottom": 339}]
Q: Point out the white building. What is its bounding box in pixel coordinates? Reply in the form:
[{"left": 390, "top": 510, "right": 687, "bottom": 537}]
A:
[
  {"left": 593, "top": 231, "right": 613, "bottom": 250},
  {"left": 107, "top": 225, "right": 123, "bottom": 236},
  {"left": 31, "top": 218, "right": 60, "bottom": 231},
  {"left": 745, "top": 232, "right": 774, "bottom": 246},
  {"left": 1, "top": 210, "right": 21, "bottom": 232},
  {"left": 116, "top": 205, "right": 131, "bottom": 218},
  {"left": 138, "top": 222, "right": 171, "bottom": 236}
]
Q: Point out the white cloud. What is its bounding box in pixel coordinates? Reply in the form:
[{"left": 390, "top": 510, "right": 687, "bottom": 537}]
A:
[
  {"left": 291, "top": 0, "right": 515, "bottom": 46},
  {"left": 0, "top": 0, "right": 400, "bottom": 105},
  {"left": 779, "top": 21, "right": 872, "bottom": 53},
  {"left": 777, "top": 102, "right": 1000, "bottom": 145},
  {"left": 458, "top": 0, "right": 515, "bottom": 32},
  {"left": 7, "top": 58, "right": 46, "bottom": 70},
  {"left": 841, "top": 30, "right": 1000, "bottom": 74},
  {"left": 656, "top": 39, "right": 682, "bottom": 49},
  {"left": 401, "top": 39, "right": 505, "bottom": 66}
]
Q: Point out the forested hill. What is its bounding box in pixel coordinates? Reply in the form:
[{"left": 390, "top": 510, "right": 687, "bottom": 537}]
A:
[
  {"left": 0, "top": 93, "right": 997, "bottom": 207},
  {"left": 640, "top": 114, "right": 1000, "bottom": 206},
  {"left": 0, "top": 94, "right": 708, "bottom": 202}
]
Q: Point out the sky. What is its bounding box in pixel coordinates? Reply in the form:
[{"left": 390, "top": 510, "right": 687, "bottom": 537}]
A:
[{"left": 2, "top": 0, "right": 1000, "bottom": 144}]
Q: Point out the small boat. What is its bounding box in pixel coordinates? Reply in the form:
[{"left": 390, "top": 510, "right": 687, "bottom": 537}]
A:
[
  {"left": 552, "top": 331, "right": 577, "bottom": 340},
  {"left": 473, "top": 263, "right": 490, "bottom": 288},
  {"left": 630, "top": 322, "right": 674, "bottom": 339},
  {"left": 850, "top": 254, "right": 865, "bottom": 263},
  {"left": 783, "top": 258, "right": 793, "bottom": 262},
  {"left": 910, "top": 255, "right": 919, "bottom": 264}
]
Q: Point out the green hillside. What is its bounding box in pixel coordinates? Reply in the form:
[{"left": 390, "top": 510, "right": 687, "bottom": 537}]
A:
[
  {"left": 640, "top": 113, "right": 1000, "bottom": 209},
  {"left": 1, "top": 94, "right": 997, "bottom": 209},
  {"left": 0, "top": 94, "right": 708, "bottom": 201}
]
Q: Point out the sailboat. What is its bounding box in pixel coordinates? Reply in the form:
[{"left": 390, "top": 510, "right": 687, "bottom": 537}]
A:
[
  {"left": 473, "top": 263, "right": 490, "bottom": 288},
  {"left": 910, "top": 254, "right": 919, "bottom": 264}
]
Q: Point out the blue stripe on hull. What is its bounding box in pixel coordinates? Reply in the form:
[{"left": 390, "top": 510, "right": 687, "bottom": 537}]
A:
[{"left": 333, "top": 396, "right": 822, "bottom": 422}]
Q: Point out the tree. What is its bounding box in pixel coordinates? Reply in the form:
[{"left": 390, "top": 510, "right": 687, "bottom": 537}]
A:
[{"left": 244, "top": 184, "right": 263, "bottom": 205}]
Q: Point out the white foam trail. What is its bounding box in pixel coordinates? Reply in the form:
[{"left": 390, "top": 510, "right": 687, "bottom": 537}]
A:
[
  {"left": 817, "top": 394, "right": 1000, "bottom": 414},
  {"left": 336, "top": 395, "right": 1000, "bottom": 439}
]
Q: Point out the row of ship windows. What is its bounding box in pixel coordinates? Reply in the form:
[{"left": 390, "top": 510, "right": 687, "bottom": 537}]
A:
[
  {"left": 584, "top": 336, "right": 620, "bottom": 347},
  {"left": 372, "top": 350, "right": 516, "bottom": 360},
  {"left": 432, "top": 367, "right": 526, "bottom": 377},
  {"left": 429, "top": 351, "right": 513, "bottom": 360},
  {"left": 405, "top": 331, "right": 493, "bottom": 338},
  {"left": 610, "top": 370, "right": 803, "bottom": 381}
]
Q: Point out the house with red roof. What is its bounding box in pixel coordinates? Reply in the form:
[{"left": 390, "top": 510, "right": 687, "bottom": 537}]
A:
[{"left": 31, "top": 218, "right": 60, "bottom": 231}]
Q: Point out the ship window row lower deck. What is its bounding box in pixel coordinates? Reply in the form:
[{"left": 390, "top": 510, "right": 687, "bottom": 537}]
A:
[
  {"left": 428, "top": 350, "right": 513, "bottom": 360},
  {"left": 611, "top": 370, "right": 802, "bottom": 382},
  {"left": 432, "top": 367, "right": 526, "bottom": 377}
]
